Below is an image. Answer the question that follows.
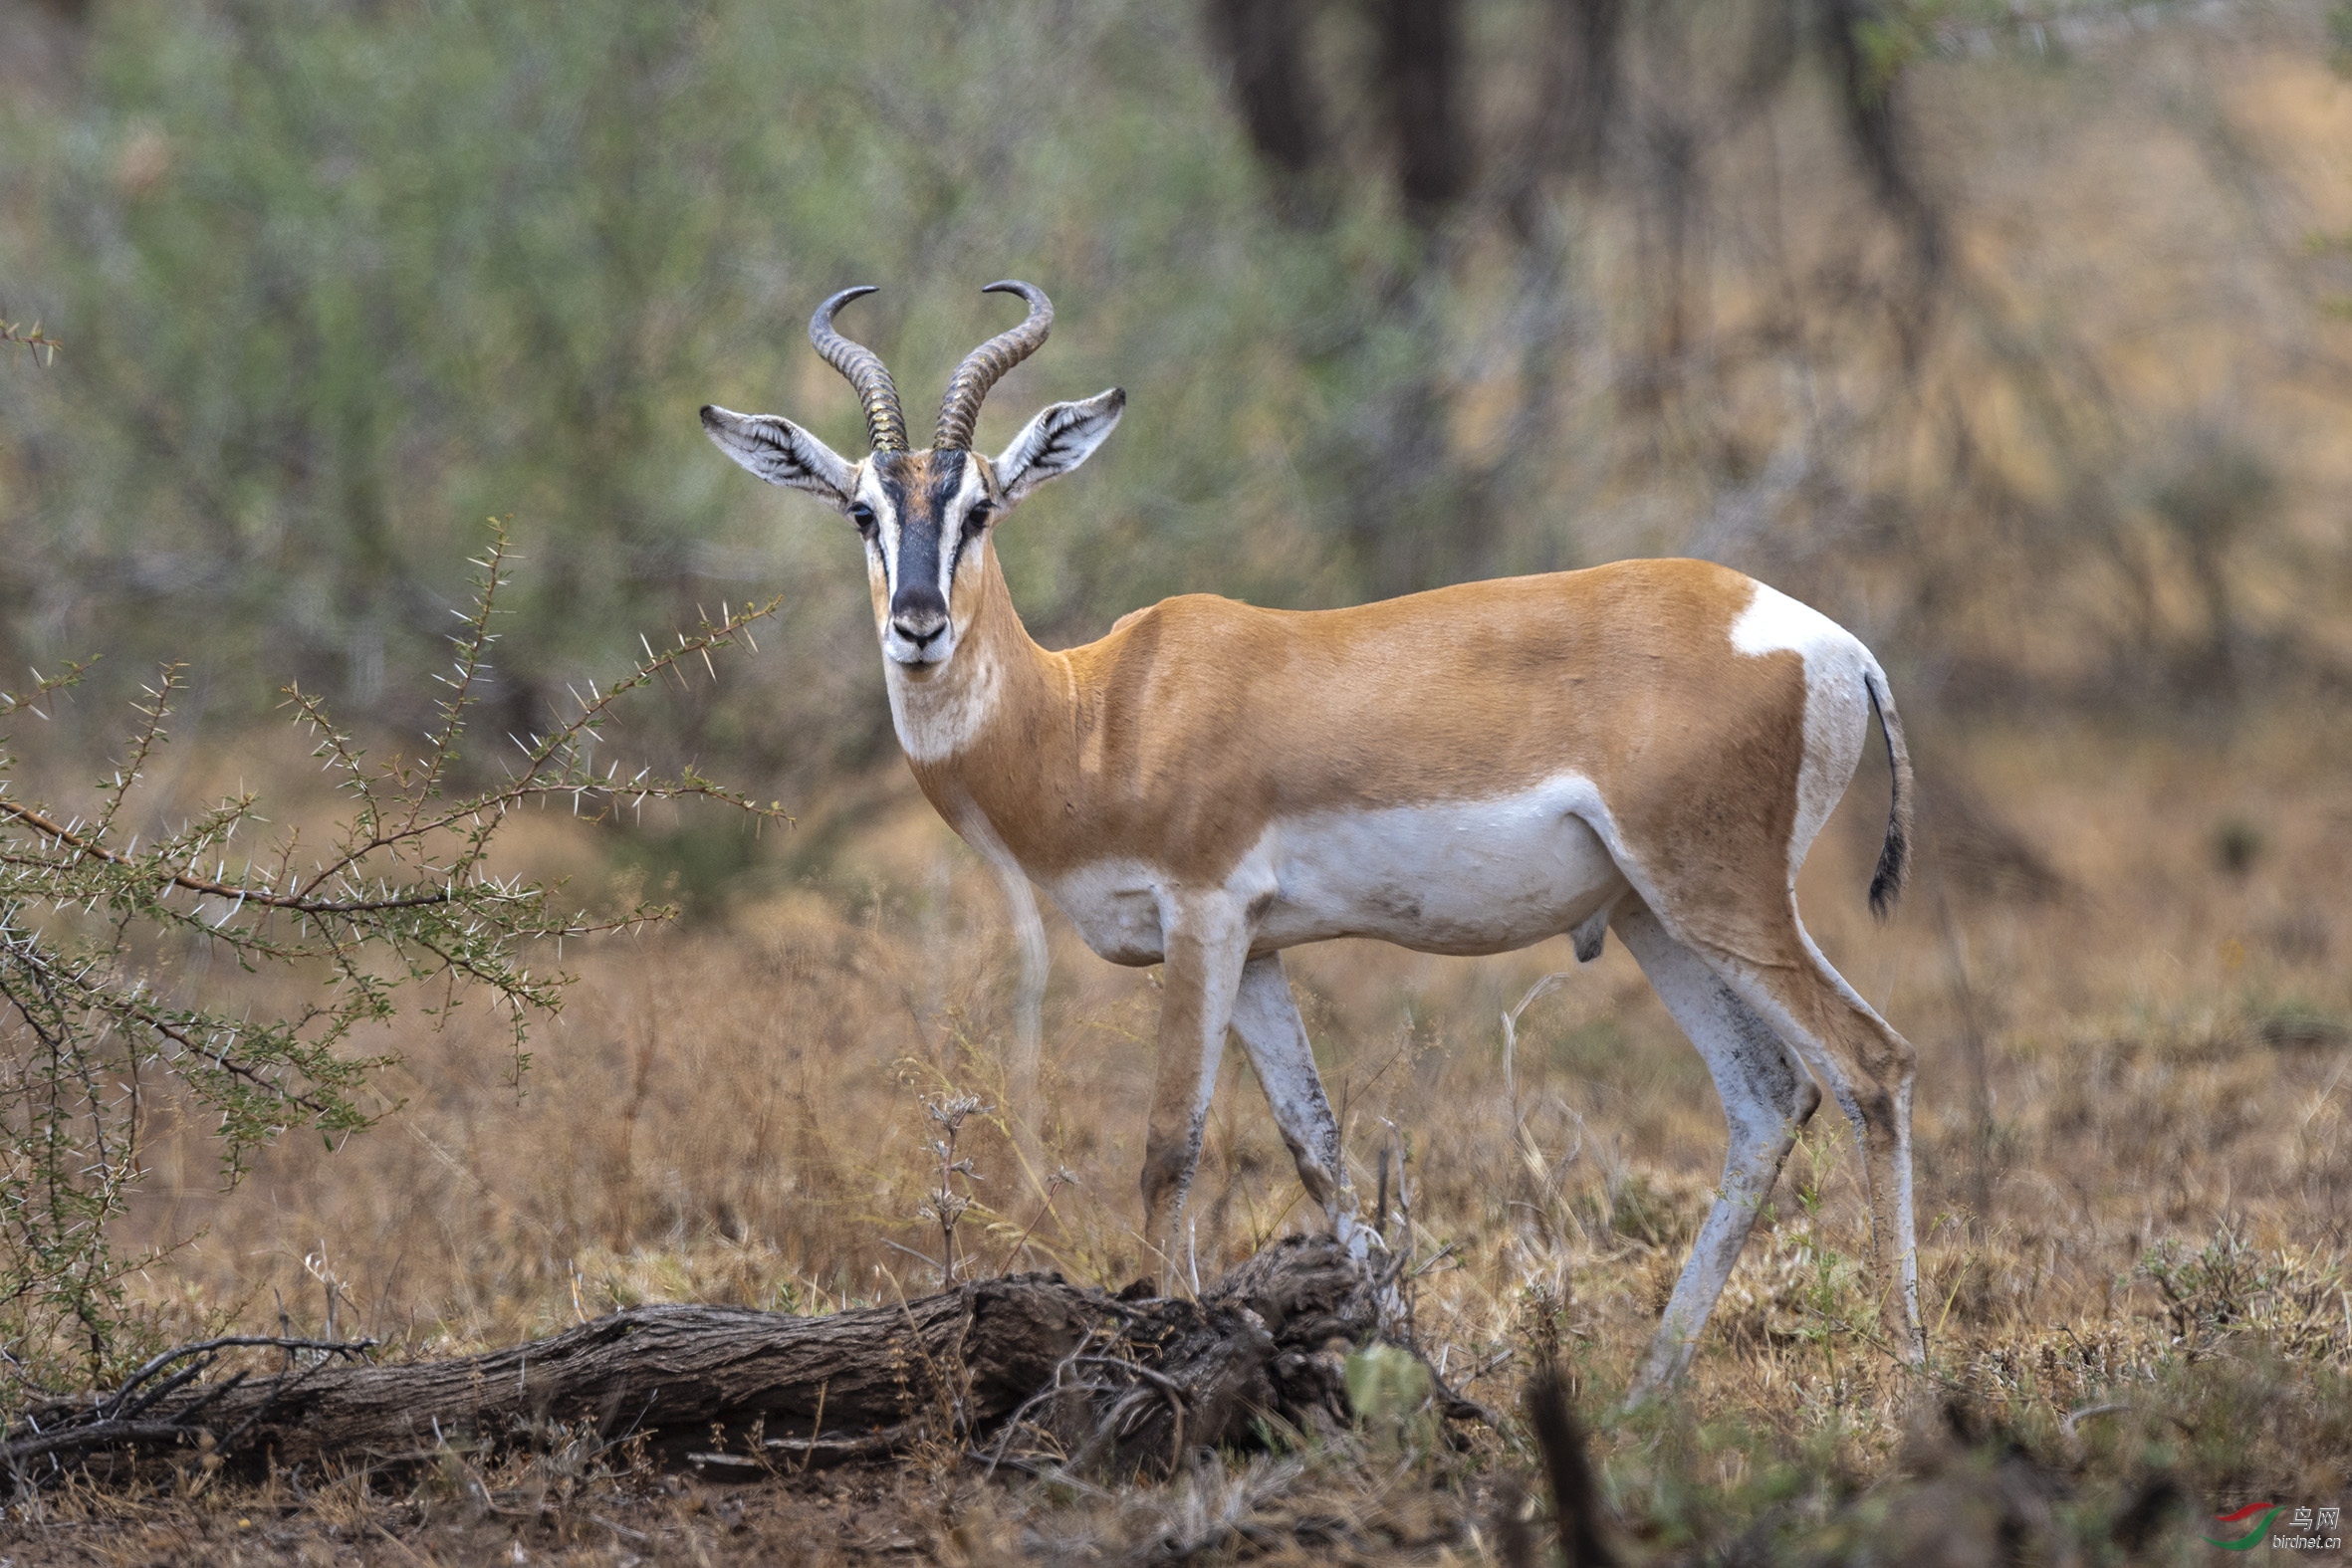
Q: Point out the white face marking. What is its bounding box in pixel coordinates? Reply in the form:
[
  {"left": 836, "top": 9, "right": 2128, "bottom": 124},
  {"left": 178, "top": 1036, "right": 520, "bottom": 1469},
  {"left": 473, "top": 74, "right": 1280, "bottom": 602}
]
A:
[
  {"left": 862, "top": 467, "right": 925, "bottom": 664},
  {"left": 942, "top": 455, "right": 986, "bottom": 608},
  {"left": 875, "top": 456, "right": 1008, "bottom": 763},
  {"left": 1729, "top": 581, "right": 1872, "bottom": 878},
  {"left": 857, "top": 461, "right": 898, "bottom": 602},
  {"left": 870, "top": 454, "right": 991, "bottom": 669}
]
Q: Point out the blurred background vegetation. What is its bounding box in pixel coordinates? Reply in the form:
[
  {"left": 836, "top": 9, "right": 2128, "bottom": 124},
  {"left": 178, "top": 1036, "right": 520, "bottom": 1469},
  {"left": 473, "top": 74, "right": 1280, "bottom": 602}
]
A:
[
  {"left": 3, "top": 6, "right": 2352, "bottom": 1542},
  {"left": 10, "top": 0, "right": 2352, "bottom": 901}
]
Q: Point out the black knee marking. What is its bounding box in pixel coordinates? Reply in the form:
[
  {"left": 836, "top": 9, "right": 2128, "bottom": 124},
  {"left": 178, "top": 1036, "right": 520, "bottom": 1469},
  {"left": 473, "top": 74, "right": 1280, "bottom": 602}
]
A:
[
  {"left": 1716, "top": 982, "right": 1811, "bottom": 1129},
  {"left": 1140, "top": 1133, "right": 1198, "bottom": 1210}
]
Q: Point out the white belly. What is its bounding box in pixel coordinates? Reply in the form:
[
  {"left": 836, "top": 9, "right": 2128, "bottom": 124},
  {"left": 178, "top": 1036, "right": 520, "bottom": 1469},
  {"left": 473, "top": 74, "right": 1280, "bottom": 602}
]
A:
[
  {"left": 1046, "top": 858, "right": 1170, "bottom": 966},
  {"left": 1253, "top": 779, "right": 1626, "bottom": 955},
  {"left": 1044, "top": 776, "right": 1628, "bottom": 964}
]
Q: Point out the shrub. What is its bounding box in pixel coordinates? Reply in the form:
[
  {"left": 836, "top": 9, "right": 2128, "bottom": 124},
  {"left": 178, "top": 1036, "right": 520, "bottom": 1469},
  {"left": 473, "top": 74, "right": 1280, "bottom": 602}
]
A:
[{"left": 0, "top": 522, "right": 778, "bottom": 1404}]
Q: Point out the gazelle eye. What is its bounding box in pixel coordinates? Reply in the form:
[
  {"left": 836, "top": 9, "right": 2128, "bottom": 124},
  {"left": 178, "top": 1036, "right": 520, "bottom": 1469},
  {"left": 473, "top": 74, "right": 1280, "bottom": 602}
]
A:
[
  {"left": 963, "top": 500, "right": 994, "bottom": 535},
  {"left": 847, "top": 503, "right": 876, "bottom": 534}
]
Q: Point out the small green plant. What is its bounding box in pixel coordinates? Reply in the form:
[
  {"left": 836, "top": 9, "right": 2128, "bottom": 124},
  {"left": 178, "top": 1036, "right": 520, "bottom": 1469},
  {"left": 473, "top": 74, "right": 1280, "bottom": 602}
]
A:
[
  {"left": 2134, "top": 1224, "right": 2352, "bottom": 1366},
  {"left": 1782, "top": 1134, "right": 1867, "bottom": 1390},
  {"left": 0, "top": 521, "right": 780, "bottom": 1405},
  {"left": 1608, "top": 1169, "right": 1698, "bottom": 1248},
  {"left": 1344, "top": 1342, "right": 1435, "bottom": 1454},
  {"left": 2140, "top": 1225, "right": 2267, "bottom": 1353}
]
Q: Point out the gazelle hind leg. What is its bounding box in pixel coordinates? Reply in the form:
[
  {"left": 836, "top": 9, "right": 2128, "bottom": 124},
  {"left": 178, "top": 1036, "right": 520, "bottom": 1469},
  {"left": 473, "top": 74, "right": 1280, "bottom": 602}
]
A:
[
  {"left": 1614, "top": 901, "right": 1821, "bottom": 1402},
  {"left": 1711, "top": 927, "right": 1923, "bottom": 1364},
  {"left": 1227, "top": 954, "right": 1356, "bottom": 1237}
]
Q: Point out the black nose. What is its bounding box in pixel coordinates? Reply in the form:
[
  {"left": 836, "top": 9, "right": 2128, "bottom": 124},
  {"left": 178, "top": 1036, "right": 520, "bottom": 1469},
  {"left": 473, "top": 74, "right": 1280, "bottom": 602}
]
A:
[{"left": 890, "top": 583, "right": 949, "bottom": 648}]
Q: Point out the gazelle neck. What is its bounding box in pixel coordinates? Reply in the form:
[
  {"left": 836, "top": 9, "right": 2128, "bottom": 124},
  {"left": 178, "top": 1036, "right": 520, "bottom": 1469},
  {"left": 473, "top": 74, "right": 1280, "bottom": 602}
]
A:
[{"left": 883, "top": 537, "right": 1059, "bottom": 775}]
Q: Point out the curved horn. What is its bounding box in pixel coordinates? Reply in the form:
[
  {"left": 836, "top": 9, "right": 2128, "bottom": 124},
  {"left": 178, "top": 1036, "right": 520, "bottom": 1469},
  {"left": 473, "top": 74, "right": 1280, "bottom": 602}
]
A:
[
  {"left": 934, "top": 281, "right": 1053, "bottom": 452},
  {"left": 808, "top": 286, "right": 908, "bottom": 453}
]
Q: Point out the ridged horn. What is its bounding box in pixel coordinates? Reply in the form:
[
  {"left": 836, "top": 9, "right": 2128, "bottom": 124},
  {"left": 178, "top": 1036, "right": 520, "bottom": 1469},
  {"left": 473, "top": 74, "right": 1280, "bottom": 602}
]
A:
[
  {"left": 934, "top": 281, "right": 1053, "bottom": 452},
  {"left": 808, "top": 286, "right": 907, "bottom": 453}
]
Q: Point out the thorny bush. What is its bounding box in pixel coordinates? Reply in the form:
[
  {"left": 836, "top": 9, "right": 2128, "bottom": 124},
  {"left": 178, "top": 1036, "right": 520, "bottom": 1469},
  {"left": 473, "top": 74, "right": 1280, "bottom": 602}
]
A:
[{"left": 0, "top": 520, "right": 781, "bottom": 1405}]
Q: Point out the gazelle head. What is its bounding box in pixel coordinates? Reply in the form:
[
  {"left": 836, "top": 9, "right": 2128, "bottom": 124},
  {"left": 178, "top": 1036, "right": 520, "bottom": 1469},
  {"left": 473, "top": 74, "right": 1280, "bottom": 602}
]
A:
[{"left": 702, "top": 282, "right": 1123, "bottom": 671}]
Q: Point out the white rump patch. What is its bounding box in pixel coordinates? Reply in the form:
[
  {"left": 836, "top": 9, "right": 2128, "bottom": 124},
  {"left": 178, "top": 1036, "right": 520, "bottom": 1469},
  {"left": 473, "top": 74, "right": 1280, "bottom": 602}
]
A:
[
  {"left": 1729, "top": 580, "right": 1848, "bottom": 661},
  {"left": 1729, "top": 580, "right": 1871, "bottom": 877}
]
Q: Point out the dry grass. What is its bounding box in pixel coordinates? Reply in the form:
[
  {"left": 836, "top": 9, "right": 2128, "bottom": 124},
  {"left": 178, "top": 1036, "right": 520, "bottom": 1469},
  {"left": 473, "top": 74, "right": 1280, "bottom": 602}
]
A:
[
  {"left": 1, "top": 703, "right": 2342, "bottom": 1562},
  {"left": 6, "top": 8, "right": 2352, "bottom": 1560}
]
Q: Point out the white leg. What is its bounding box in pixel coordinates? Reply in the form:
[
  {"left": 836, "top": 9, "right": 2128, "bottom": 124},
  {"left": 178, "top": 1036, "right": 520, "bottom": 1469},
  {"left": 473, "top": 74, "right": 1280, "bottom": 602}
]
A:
[
  {"left": 999, "top": 866, "right": 1049, "bottom": 1119},
  {"left": 1614, "top": 901, "right": 1820, "bottom": 1403},
  {"left": 1227, "top": 954, "right": 1352, "bottom": 1226},
  {"left": 1139, "top": 896, "right": 1252, "bottom": 1288},
  {"left": 959, "top": 811, "right": 1050, "bottom": 1150},
  {"left": 1710, "top": 931, "right": 1924, "bottom": 1365}
]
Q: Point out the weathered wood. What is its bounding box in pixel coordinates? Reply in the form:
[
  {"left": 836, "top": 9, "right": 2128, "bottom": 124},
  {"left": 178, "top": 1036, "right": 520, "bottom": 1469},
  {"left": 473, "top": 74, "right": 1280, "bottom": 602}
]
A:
[
  {"left": 6, "top": 1234, "right": 1429, "bottom": 1489},
  {"left": 1036, "top": 1231, "right": 1380, "bottom": 1470}
]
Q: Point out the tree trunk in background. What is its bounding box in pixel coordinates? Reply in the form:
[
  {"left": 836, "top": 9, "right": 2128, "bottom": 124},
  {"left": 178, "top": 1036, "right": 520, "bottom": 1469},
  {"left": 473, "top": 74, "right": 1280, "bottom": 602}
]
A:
[
  {"left": 1203, "top": 0, "right": 1328, "bottom": 221},
  {"left": 1499, "top": 0, "right": 1621, "bottom": 243},
  {"left": 1189, "top": 0, "right": 1959, "bottom": 604},
  {"left": 1818, "top": 0, "right": 1944, "bottom": 286},
  {"left": 1521, "top": 0, "right": 1621, "bottom": 185},
  {"left": 1373, "top": 0, "right": 1472, "bottom": 225},
  {"left": 1, "top": 0, "right": 93, "bottom": 104}
]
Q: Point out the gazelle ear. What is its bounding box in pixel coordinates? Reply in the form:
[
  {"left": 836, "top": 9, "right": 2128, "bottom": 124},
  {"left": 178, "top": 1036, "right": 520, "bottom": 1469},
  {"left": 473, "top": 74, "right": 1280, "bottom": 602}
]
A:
[
  {"left": 991, "top": 388, "right": 1124, "bottom": 507},
  {"left": 700, "top": 405, "right": 859, "bottom": 512}
]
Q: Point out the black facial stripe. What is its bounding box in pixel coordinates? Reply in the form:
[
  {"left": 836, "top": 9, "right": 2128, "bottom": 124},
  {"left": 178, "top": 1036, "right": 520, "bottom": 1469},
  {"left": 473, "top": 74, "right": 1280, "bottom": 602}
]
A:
[{"left": 881, "top": 473, "right": 947, "bottom": 622}]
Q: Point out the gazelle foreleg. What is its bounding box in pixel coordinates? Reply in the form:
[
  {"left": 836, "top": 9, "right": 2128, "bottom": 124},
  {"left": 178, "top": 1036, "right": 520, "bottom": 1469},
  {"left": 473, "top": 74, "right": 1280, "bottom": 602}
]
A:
[
  {"left": 1615, "top": 901, "right": 1821, "bottom": 1403},
  {"left": 1227, "top": 954, "right": 1356, "bottom": 1239},
  {"left": 1138, "top": 896, "right": 1252, "bottom": 1289}
]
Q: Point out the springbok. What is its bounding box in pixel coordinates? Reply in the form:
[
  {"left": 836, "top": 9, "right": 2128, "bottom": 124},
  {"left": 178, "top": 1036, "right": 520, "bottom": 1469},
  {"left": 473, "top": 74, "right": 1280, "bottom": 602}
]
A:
[{"left": 702, "top": 283, "right": 1923, "bottom": 1396}]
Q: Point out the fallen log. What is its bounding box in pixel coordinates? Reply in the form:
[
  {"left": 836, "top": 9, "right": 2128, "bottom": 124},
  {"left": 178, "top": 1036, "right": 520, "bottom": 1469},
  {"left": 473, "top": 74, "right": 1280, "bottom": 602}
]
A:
[{"left": 4, "top": 1234, "right": 1448, "bottom": 1491}]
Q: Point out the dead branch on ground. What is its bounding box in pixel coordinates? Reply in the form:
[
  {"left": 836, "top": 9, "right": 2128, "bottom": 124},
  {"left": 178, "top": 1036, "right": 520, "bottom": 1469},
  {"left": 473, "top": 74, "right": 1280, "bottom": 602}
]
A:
[{"left": 5, "top": 1235, "right": 1476, "bottom": 1493}]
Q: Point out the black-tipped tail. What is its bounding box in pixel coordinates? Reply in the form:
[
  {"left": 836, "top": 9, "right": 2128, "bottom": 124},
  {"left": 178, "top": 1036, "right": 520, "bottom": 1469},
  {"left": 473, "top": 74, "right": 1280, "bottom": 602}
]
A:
[{"left": 1863, "top": 664, "right": 1914, "bottom": 920}]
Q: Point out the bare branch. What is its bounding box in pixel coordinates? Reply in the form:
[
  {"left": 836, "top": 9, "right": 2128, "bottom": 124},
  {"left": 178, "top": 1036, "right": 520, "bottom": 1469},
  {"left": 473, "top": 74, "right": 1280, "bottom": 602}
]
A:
[{"left": 0, "top": 319, "right": 63, "bottom": 367}]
